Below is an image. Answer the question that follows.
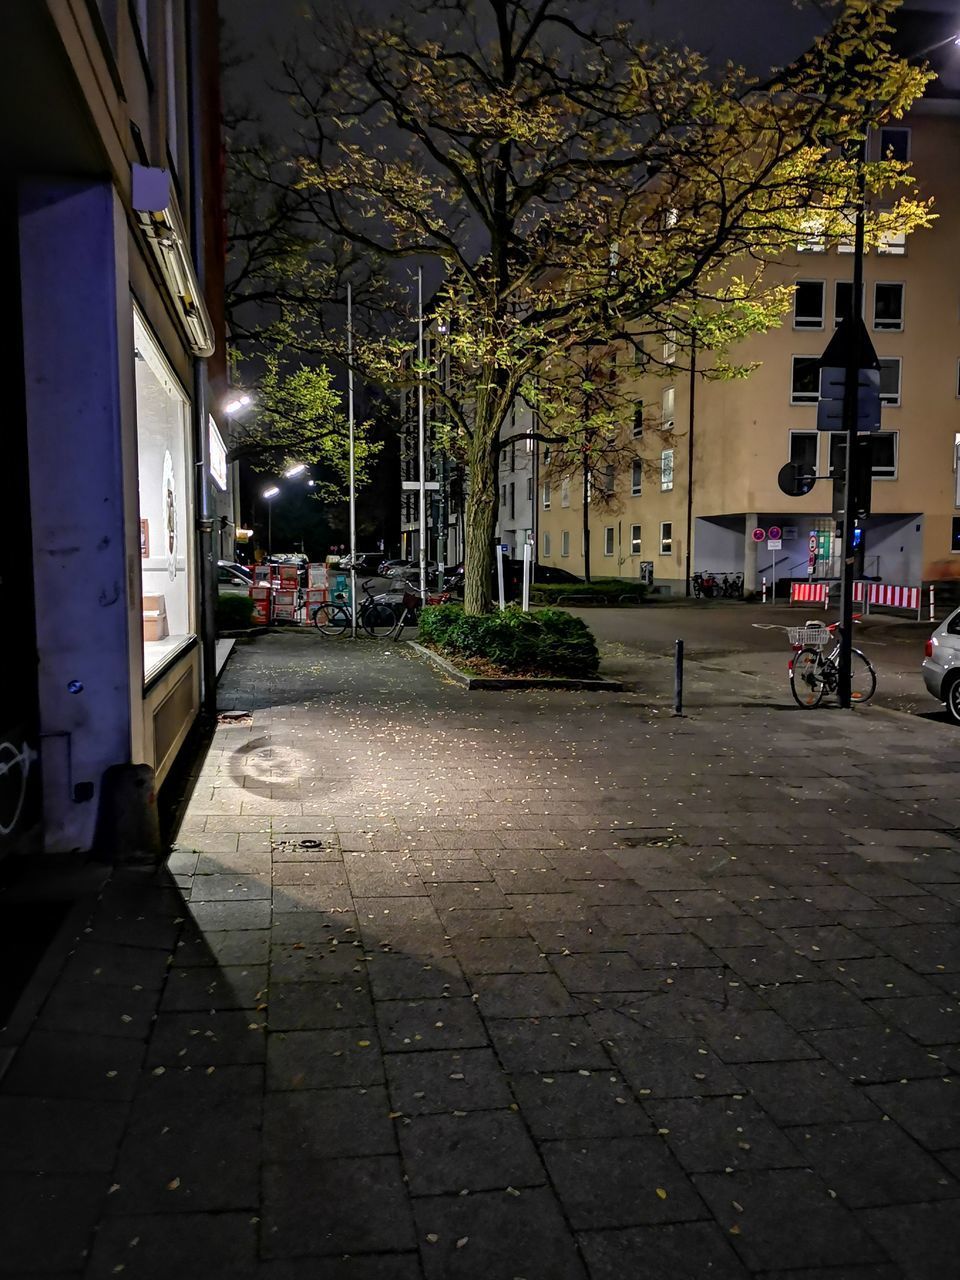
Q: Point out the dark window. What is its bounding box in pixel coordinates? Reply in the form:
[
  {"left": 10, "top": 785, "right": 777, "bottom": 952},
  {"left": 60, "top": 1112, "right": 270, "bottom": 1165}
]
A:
[
  {"left": 879, "top": 127, "right": 910, "bottom": 163},
  {"left": 829, "top": 432, "right": 897, "bottom": 478},
  {"left": 873, "top": 283, "right": 904, "bottom": 331},
  {"left": 794, "top": 281, "right": 825, "bottom": 329},
  {"left": 834, "top": 281, "right": 865, "bottom": 327},
  {"left": 879, "top": 358, "right": 901, "bottom": 405},
  {"left": 631, "top": 460, "right": 642, "bottom": 495},
  {"left": 632, "top": 402, "right": 644, "bottom": 437},
  {"left": 509, "top": 482, "right": 515, "bottom": 520},
  {"left": 791, "top": 357, "right": 820, "bottom": 403},
  {"left": 952, "top": 517, "right": 960, "bottom": 555},
  {"left": 789, "top": 432, "right": 818, "bottom": 474}
]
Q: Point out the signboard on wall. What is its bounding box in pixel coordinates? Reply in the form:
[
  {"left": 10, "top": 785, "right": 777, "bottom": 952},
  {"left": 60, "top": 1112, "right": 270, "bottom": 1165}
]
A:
[{"left": 209, "top": 417, "right": 228, "bottom": 491}]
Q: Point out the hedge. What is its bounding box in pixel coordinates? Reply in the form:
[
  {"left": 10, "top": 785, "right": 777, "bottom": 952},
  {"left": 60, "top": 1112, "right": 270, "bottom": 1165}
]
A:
[
  {"left": 216, "top": 593, "right": 257, "bottom": 631},
  {"left": 531, "top": 579, "right": 647, "bottom": 605},
  {"left": 418, "top": 603, "right": 599, "bottom": 677}
]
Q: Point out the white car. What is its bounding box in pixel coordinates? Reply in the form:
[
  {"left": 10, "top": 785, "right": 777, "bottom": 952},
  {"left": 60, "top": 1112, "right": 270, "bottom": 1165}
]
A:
[{"left": 922, "top": 605, "right": 960, "bottom": 724}]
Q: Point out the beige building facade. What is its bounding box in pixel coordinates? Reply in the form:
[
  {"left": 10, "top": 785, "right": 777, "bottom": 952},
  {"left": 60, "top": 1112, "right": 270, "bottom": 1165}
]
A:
[{"left": 538, "top": 102, "right": 960, "bottom": 596}]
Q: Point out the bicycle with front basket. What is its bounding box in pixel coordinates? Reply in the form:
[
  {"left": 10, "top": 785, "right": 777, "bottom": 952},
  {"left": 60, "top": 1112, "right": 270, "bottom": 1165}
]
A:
[{"left": 788, "top": 616, "right": 877, "bottom": 708}]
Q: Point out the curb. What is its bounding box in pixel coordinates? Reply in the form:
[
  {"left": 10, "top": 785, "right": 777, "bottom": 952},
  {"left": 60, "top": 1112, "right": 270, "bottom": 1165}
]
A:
[{"left": 407, "top": 641, "right": 623, "bottom": 691}]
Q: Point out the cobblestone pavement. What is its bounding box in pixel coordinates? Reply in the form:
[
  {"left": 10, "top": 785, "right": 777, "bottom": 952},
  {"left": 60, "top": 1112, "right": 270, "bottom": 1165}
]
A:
[{"left": 3, "top": 631, "right": 960, "bottom": 1279}]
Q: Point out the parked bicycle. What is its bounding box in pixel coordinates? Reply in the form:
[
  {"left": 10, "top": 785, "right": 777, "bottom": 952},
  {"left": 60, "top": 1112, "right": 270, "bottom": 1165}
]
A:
[
  {"left": 788, "top": 616, "right": 876, "bottom": 708},
  {"left": 313, "top": 583, "right": 451, "bottom": 639},
  {"left": 692, "top": 571, "right": 743, "bottom": 600}
]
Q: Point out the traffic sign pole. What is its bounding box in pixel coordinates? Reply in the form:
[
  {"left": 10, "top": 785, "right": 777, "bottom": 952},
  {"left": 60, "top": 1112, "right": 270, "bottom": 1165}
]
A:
[{"left": 838, "top": 156, "right": 867, "bottom": 710}]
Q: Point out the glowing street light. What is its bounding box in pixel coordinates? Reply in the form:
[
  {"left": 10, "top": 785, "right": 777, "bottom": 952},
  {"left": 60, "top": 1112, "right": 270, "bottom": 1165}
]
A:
[
  {"left": 224, "top": 392, "right": 252, "bottom": 415},
  {"left": 261, "top": 485, "right": 280, "bottom": 553},
  {"left": 284, "top": 462, "right": 307, "bottom": 478},
  {"left": 262, "top": 486, "right": 280, "bottom": 499}
]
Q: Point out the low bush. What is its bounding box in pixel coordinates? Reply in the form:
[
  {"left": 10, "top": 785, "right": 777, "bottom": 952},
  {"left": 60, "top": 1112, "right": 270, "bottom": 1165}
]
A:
[
  {"left": 532, "top": 578, "right": 646, "bottom": 606},
  {"left": 216, "top": 593, "right": 257, "bottom": 631},
  {"left": 418, "top": 604, "right": 599, "bottom": 677}
]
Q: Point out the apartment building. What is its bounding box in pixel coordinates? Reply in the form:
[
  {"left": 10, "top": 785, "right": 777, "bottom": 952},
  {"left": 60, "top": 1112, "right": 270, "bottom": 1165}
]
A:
[
  {"left": 1, "top": 1, "right": 228, "bottom": 856},
  {"left": 539, "top": 96, "right": 960, "bottom": 594}
]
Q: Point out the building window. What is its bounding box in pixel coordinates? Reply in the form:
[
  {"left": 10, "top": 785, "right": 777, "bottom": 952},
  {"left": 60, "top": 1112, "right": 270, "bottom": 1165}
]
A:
[
  {"left": 561, "top": 530, "right": 570, "bottom": 557},
  {"left": 165, "top": 0, "right": 182, "bottom": 172},
  {"left": 829, "top": 432, "right": 898, "bottom": 480},
  {"left": 663, "top": 330, "right": 677, "bottom": 363},
  {"left": 789, "top": 431, "right": 818, "bottom": 475},
  {"left": 879, "top": 126, "right": 910, "bottom": 163},
  {"left": 837, "top": 209, "right": 857, "bottom": 253},
  {"left": 661, "top": 386, "right": 675, "bottom": 428},
  {"left": 526, "top": 477, "right": 533, "bottom": 502},
  {"left": 878, "top": 223, "right": 906, "bottom": 256},
  {"left": 794, "top": 281, "right": 825, "bottom": 329},
  {"left": 791, "top": 356, "right": 820, "bottom": 404},
  {"left": 879, "top": 357, "right": 901, "bottom": 405},
  {"left": 834, "top": 281, "right": 865, "bottom": 327},
  {"left": 632, "top": 402, "right": 644, "bottom": 437},
  {"left": 543, "top": 531, "right": 551, "bottom": 558},
  {"left": 631, "top": 459, "right": 643, "bottom": 496},
  {"left": 561, "top": 477, "right": 570, "bottom": 507},
  {"left": 603, "top": 527, "right": 614, "bottom": 556},
  {"left": 510, "top": 442, "right": 516, "bottom": 472},
  {"left": 952, "top": 517, "right": 960, "bottom": 554},
  {"left": 660, "top": 449, "right": 674, "bottom": 491},
  {"left": 501, "top": 484, "right": 506, "bottom": 510},
  {"left": 134, "top": 310, "right": 194, "bottom": 682},
  {"left": 634, "top": 340, "right": 648, "bottom": 369},
  {"left": 873, "top": 283, "right": 904, "bottom": 331},
  {"left": 543, "top": 445, "right": 551, "bottom": 464},
  {"left": 542, "top": 481, "right": 551, "bottom": 509},
  {"left": 603, "top": 464, "right": 615, "bottom": 493},
  {"left": 797, "top": 218, "right": 825, "bottom": 253},
  {"left": 659, "top": 522, "right": 673, "bottom": 555},
  {"left": 630, "top": 524, "right": 642, "bottom": 555},
  {"left": 509, "top": 482, "right": 515, "bottom": 520}
]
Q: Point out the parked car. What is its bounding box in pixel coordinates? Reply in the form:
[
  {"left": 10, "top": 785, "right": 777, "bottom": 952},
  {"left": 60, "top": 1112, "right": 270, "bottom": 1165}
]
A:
[
  {"left": 217, "top": 561, "right": 253, "bottom": 596},
  {"left": 533, "top": 564, "right": 582, "bottom": 585},
  {"left": 922, "top": 604, "right": 960, "bottom": 724}
]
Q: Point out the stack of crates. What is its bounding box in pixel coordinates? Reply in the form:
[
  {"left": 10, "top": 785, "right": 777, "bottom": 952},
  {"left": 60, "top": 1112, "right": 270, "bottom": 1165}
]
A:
[
  {"left": 249, "top": 583, "right": 271, "bottom": 625},
  {"left": 273, "top": 564, "right": 300, "bottom": 623},
  {"left": 302, "top": 562, "right": 329, "bottom": 624}
]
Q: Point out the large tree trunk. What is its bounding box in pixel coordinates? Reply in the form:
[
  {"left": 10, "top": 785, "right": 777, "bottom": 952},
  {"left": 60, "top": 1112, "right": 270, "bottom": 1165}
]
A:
[
  {"left": 463, "top": 432, "right": 498, "bottom": 615},
  {"left": 582, "top": 459, "right": 592, "bottom": 583}
]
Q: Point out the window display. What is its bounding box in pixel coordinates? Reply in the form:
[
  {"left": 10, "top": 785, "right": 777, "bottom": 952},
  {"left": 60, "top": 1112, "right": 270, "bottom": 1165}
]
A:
[{"left": 134, "top": 310, "right": 194, "bottom": 680}]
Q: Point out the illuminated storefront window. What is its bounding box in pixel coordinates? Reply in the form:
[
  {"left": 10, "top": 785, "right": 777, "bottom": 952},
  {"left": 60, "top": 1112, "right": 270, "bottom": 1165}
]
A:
[{"left": 134, "top": 310, "right": 194, "bottom": 680}]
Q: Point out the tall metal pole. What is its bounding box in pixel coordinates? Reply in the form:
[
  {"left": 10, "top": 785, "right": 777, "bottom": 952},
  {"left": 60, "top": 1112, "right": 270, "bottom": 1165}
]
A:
[
  {"left": 837, "top": 155, "right": 866, "bottom": 709},
  {"left": 347, "top": 284, "right": 357, "bottom": 639},
  {"left": 417, "top": 268, "right": 428, "bottom": 605},
  {"left": 684, "top": 338, "right": 697, "bottom": 597}
]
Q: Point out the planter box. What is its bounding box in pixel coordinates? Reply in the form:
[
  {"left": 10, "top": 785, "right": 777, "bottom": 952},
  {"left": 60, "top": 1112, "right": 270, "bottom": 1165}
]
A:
[{"left": 407, "top": 641, "right": 622, "bottom": 691}]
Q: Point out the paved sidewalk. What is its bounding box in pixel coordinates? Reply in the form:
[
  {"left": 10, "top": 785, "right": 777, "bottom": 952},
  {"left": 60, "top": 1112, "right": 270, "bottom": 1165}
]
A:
[{"left": 3, "top": 631, "right": 960, "bottom": 1279}]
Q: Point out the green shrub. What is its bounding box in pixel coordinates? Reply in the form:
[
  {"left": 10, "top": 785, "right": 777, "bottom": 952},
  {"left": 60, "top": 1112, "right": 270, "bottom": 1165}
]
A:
[
  {"left": 215, "top": 593, "right": 257, "bottom": 631},
  {"left": 418, "top": 604, "right": 599, "bottom": 677},
  {"left": 532, "top": 578, "right": 646, "bottom": 605}
]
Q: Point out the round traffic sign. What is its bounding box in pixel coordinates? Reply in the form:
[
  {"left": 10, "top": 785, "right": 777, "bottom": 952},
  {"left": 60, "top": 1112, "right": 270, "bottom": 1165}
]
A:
[
  {"left": 751, "top": 528, "right": 766, "bottom": 543},
  {"left": 768, "top": 525, "right": 782, "bottom": 540}
]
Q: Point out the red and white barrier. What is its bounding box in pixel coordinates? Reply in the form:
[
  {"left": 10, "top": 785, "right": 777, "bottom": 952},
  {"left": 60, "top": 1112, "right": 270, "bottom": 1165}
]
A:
[
  {"left": 853, "top": 582, "right": 924, "bottom": 619},
  {"left": 790, "top": 582, "right": 830, "bottom": 610}
]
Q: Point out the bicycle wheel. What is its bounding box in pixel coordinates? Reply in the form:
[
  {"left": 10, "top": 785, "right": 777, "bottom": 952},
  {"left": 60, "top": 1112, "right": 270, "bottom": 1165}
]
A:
[
  {"left": 850, "top": 649, "right": 877, "bottom": 704},
  {"left": 362, "top": 602, "right": 398, "bottom": 638},
  {"left": 790, "top": 647, "right": 825, "bottom": 708},
  {"left": 312, "top": 603, "right": 349, "bottom": 636}
]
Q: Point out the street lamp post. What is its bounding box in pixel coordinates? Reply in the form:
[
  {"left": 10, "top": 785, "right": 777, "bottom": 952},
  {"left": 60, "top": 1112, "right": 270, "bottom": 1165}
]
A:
[{"left": 262, "top": 485, "right": 280, "bottom": 554}]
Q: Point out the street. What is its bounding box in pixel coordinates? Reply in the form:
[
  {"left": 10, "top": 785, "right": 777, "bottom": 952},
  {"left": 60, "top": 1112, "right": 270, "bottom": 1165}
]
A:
[{"left": 570, "top": 602, "right": 949, "bottom": 722}]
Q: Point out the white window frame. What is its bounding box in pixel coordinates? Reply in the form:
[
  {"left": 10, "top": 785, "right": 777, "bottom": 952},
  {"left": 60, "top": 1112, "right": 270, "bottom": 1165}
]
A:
[
  {"left": 797, "top": 218, "right": 825, "bottom": 253},
  {"left": 788, "top": 430, "right": 819, "bottom": 473},
  {"left": 542, "top": 531, "right": 551, "bottom": 558},
  {"left": 631, "top": 459, "right": 643, "bottom": 496},
  {"left": 560, "top": 530, "right": 570, "bottom": 558},
  {"left": 872, "top": 281, "right": 904, "bottom": 332},
  {"left": 828, "top": 431, "right": 899, "bottom": 481},
  {"left": 661, "top": 386, "right": 675, "bottom": 429},
  {"left": 542, "top": 481, "right": 551, "bottom": 509},
  {"left": 793, "top": 280, "right": 825, "bottom": 330},
  {"left": 879, "top": 356, "right": 901, "bottom": 406},
  {"left": 878, "top": 126, "right": 910, "bottom": 163},
  {"left": 561, "top": 477, "right": 570, "bottom": 508},
  {"left": 660, "top": 449, "right": 674, "bottom": 492},
  {"left": 790, "top": 355, "right": 820, "bottom": 405},
  {"left": 632, "top": 402, "right": 644, "bottom": 438},
  {"left": 630, "top": 524, "right": 642, "bottom": 555},
  {"left": 659, "top": 522, "right": 673, "bottom": 556},
  {"left": 663, "top": 330, "right": 677, "bottom": 364},
  {"left": 603, "top": 526, "right": 614, "bottom": 557}
]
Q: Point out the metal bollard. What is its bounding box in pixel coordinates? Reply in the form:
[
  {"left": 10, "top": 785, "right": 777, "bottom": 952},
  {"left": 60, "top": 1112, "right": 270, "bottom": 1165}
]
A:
[{"left": 674, "top": 638, "right": 684, "bottom": 716}]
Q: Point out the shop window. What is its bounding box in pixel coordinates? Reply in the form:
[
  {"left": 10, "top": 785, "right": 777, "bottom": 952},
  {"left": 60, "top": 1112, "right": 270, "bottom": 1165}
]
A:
[
  {"left": 661, "top": 449, "right": 674, "bottom": 491},
  {"left": 134, "top": 311, "right": 194, "bottom": 681},
  {"left": 603, "top": 527, "right": 614, "bottom": 556},
  {"left": 794, "top": 281, "right": 825, "bottom": 329},
  {"left": 789, "top": 431, "right": 818, "bottom": 475},
  {"left": 873, "top": 282, "right": 903, "bottom": 331},
  {"left": 631, "top": 460, "right": 643, "bottom": 496},
  {"left": 879, "top": 357, "right": 901, "bottom": 405},
  {"left": 791, "top": 356, "right": 820, "bottom": 404},
  {"left": 561, "top": 530, "right": 570, "bottom": 557},
  {"left": 659, "top": 522, "right": 673, "bottom": 555},
  {"left": 630, "top": 524, "right": 642, "bottom": 555}
]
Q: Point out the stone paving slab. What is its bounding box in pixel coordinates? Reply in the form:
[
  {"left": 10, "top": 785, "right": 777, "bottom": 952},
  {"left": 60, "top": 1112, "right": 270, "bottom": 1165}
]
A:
[{"left": 2, "top": 632, "right": 959, "bottom": 1277}]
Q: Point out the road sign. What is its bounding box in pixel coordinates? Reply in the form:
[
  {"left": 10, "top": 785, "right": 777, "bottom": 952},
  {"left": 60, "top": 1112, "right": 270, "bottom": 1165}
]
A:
[
  {"left": 767, "top": 539, "right": 782, "bottom": 551},
  {"left": 751, "top": 527, "right": 766, "bottom": 543},
  {"left": 777, "top": 462, "right": 815, "bottom": 498},
  {"left": 767, "top": 525, "right": 782, "bottom": 540},
  {"left": 401, "top": 480, "right": 440, "bottom": 490},
  {"left": 499, "top": 544, "right": 509, "bottom": 553}
]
